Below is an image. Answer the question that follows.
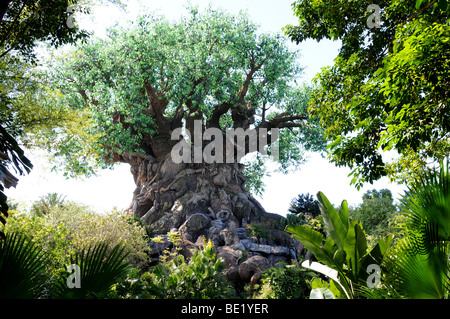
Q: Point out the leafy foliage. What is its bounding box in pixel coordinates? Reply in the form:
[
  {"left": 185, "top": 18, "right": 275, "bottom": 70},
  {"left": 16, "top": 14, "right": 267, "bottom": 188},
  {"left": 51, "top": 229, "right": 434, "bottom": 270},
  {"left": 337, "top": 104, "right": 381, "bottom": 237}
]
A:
[
  {"left": 4, "top": 199, "right": 150, "bottom": 272},
  {"left": 288, "top": 193, "right": 321, "bottom": 217},
  {"left": 52, "top": 242, "right": 130, "bottom": 299},
  {"left": 30, "top": 193, "right": 66, "bottom": 217},
  {"left": 143, "top": 238, "right": 236, "bottom": 299},
  {"left": 348, "top": 189, "right": 399, "bottom": 246},
  {"left": 379, "top": 161, "right": 450, "bottom": 299},
  {"left": 286, "top": 191, "right": 393, "bottom": 298},
  {"left": 286, "top": 0, "right": 450, "bottom": 188},
  {"left": 253, "top": 263, "right": 316, "bottom": 299}
]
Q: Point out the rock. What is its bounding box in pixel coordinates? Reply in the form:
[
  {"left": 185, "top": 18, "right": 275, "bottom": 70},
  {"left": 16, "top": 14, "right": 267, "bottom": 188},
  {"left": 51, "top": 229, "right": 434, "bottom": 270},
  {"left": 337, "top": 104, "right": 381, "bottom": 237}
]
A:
[
  {"left": 217, "top": 246, "right": 243, "bottom": 268},
  {"left": 267, "top": 229, "right": 294, "bottom": 247},
  {"left": 238, "top": 255, "right": 270, "bottom": 285},
  {"left": 220, "top": 229, "right": 240, "bottom": 246},
  {"left": 248, "top": 243, "right": 272, "bottom": 254},
  {"left": 231, "top": 242, "right": 246, "bottom": 251},
  {"left": 233, "top": 227, "right": 247, "bottom": 239},
  {"left": 211, "top": 219, "right": 226, "bottom": 231},
  {"left": 240, "top": 238, "right": 257, "bottom": 250},
  {"left": 148, "top": 235, "right": 172, "bottom": 256},
  {"left": 179, "top": 213, "right": 211, "bottom": 244}
]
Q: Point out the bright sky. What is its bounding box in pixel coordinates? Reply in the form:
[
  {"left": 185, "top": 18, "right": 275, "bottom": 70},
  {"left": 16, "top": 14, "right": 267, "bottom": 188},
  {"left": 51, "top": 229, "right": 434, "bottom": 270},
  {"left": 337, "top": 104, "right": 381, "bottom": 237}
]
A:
[{"left": 5, "top": 0, "right": 407, "bottom": 215}]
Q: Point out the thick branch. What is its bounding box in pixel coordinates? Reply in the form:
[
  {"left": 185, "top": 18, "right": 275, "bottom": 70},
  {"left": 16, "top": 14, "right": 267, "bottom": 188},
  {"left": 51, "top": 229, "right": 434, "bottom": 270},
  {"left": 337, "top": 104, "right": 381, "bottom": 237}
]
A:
[
  {"left": 237, "top": 58, "right": 267, "bottom": 105},
  {"left": 259, "top": 113, "right": 307, "bottom": 128},
  {"left": 208, "top": 102, "right": 232, "bottom": 128}
]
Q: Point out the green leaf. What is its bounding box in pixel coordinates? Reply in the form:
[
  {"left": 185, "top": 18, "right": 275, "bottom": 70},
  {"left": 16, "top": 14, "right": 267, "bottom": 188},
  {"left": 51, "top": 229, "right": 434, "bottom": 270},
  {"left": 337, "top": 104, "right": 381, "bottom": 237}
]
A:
[
  {"left": 316, "top": 191, "right": 349, "bottom": 249},
  {"left": 416, "top": 0, "right": 424, "bottom": 9},
  {"left": 343, "top": 220, "right": 368, "bottom": 281}
]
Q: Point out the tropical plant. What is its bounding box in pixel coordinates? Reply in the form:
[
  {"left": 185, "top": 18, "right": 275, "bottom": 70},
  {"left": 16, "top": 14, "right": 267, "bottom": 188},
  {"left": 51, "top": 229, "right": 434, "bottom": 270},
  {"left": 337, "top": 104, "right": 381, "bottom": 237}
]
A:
[
  {"left": 253, "top": 263, "right": 316, "bottom": 299},
  {"left": 52, "top": 242, "right": 131, "bottom": 299},
  {"left": 286, "top": 191, "right": 393, "bottom": 299},
  {"left": 0, "top": 232, "right": 47, "bottom": 298},
  {"left": 378, "top": 161, "right": 450, "bottom": 299},
  {"left": 0, "top": 125, "right": 32, "bottom": 240},
  {"left": 30, "top": 193, "right": 67, "bottom": 217},
  {"left": 144, "top": 238, "right": 236, "bottom": 299}
]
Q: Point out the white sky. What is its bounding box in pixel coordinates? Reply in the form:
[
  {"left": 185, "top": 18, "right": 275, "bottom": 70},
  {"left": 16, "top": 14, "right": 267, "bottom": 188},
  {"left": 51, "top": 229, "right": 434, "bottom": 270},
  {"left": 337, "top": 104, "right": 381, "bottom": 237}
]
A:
[{"left": 5, "top": 0, "right": 407, "bottom": 215}]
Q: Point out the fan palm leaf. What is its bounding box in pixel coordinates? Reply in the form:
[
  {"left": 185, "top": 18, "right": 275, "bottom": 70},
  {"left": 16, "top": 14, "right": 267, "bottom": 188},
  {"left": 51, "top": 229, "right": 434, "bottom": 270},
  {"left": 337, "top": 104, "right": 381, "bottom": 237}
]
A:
[
  {"left": 53, "top": 242, "right": 131, "bottom": 299},
  {"left": 383, "top": 160, "right": 450, "bottom": 299},
  {"left": 0, "top": 232, "right": 47, "bottom": 298}
]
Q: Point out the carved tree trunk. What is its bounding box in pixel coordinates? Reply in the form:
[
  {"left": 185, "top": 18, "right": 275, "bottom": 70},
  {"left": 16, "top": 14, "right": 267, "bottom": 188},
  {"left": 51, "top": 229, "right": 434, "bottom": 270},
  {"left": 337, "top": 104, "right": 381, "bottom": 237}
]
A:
[
  {"left": 126, "top": 152, "right": 280, "bottom": 237},
  {"left": 120, "top": 145, "right": 297, "bottom": 286}
]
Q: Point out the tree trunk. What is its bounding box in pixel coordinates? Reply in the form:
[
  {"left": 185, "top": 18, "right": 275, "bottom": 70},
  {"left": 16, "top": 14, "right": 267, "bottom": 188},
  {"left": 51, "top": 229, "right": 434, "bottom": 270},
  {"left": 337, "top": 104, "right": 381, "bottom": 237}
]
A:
[
  {"left": 127, "top": 152, "right": 280, "bottom": 235},
  {"left": 124, "top": 151, "right": 301, "bottom": 286}
]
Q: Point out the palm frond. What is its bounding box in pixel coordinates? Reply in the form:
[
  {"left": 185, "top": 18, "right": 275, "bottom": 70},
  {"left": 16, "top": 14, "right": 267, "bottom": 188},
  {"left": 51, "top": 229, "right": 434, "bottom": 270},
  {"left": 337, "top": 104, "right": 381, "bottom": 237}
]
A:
[
  {"left": 53, "top": 242, "right": 131, "bottom": 299},
  {"left": 0, "top": 232, "right": 47, "bottom": 298}
]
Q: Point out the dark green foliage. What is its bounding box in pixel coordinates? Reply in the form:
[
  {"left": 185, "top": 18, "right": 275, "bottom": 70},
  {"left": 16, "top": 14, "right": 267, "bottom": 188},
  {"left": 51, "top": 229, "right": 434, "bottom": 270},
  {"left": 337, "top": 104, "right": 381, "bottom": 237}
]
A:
[
  {"left": 0, "top": 0, "right": 90, "bottom": 62},
  {"left": 285, "top": 0, "right": 450, "bottom": 187},
  {"left": 52, "top": 242, "right": 131, "bottom": 299},
  {"left": 288, "top": 193, "right": 321, "bottom": 217},
  {"left": 0, "top": 125, "right": 32, "bottom": 240},
  {"left": 0, "top": 232, "right": 47, "bottom": 298},
  {"left": 380, "top": 160, "right": 450, "bottom": 299}
]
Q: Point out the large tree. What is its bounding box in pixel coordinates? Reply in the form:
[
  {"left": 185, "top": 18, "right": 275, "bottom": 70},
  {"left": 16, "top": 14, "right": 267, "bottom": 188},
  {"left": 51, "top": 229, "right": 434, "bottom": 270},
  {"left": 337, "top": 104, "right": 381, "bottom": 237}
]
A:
[
  {"left": 45, "top": 6, "right": 325, "bottom": 232},
  {"left": 285, "top": 0, "right": 449, "bottom": 188}
]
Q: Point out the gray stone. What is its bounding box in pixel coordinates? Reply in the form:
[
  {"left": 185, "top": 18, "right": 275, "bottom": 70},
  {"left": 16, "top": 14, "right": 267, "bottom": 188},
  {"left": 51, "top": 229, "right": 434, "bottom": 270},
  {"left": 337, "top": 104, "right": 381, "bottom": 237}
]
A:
[
  {"left": 211, "top": 219, "right": 225, "bottom": 230},
  {"left": 233, "top": 227, "right": 248, "bottom": 239},
  {"left": 239, "top": 238, "right": 256, "bottom": 250},
  {"left": 231, "top": 242, "right": 246, "bottom": 251}
]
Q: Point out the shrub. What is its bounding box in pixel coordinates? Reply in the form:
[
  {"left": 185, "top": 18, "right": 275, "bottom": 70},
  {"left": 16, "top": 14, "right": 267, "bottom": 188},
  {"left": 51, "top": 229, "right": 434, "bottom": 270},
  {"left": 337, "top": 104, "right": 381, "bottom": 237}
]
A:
[
  {"left": 252, "top": 263, "right": 316, "bottom": 299},
  {"left": 3, "top": 201, "right": 150, "bottom": 271},
  {"left": 143, "top": 238, "right": 236, "bottom": 299}
]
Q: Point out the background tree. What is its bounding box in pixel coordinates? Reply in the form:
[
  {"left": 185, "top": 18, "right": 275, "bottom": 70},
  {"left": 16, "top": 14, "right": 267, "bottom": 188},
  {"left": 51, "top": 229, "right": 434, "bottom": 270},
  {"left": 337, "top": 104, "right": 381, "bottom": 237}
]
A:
[
  {"left": 44, "top": 6, "right": 326, "bottom": 232},
  {"left": 288, "top": 193, "right": 321, "bottom": 217},
  {"left": 348, "top": 188, "right": 398, "bottom": 246},
  {"left": 30, "top": 192, "right": 66, "bottom": 217},
  {"left": 285, "top": 0, "right": 450, "bottom": 188}
]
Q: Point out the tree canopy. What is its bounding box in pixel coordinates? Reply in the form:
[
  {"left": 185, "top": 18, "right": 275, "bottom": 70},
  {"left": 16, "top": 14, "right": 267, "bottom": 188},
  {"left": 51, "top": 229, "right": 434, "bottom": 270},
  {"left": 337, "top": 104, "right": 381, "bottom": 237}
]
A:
[
  {"left": 44, "top": 6, "right": 326, "bottom": 184},
  {"left": 285, "top": 0, "right": 450, "bottom": 188}
]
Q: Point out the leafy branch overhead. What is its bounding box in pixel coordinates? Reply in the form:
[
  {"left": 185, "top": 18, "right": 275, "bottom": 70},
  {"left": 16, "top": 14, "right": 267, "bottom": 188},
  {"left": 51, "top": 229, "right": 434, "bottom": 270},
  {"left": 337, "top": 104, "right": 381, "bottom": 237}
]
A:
[{"left": 285, "top": 0, "right": 450, "bottom": 188}]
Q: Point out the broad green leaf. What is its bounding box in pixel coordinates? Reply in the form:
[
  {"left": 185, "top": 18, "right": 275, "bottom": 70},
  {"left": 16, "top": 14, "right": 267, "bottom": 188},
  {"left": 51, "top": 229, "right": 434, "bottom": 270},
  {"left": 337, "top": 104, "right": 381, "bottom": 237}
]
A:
[
  {"left": 317, "top": 191, "right": 349, "bottom": 249},
  {"left": 344, "top": 220, "right": 367, "bottom": 281}
]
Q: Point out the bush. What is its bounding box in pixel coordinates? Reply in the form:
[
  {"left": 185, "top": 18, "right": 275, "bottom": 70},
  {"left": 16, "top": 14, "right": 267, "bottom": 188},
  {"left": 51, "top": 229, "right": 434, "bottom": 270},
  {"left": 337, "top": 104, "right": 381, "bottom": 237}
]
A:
[
  {"left": 142, "top": 237, "right": 236, "bottom": 299},
  {"left": 3, "top": 201, "right": 150, "bottom": 272},
  {"left": 252, "top": 263, "right": 317, "bottom": 299}
]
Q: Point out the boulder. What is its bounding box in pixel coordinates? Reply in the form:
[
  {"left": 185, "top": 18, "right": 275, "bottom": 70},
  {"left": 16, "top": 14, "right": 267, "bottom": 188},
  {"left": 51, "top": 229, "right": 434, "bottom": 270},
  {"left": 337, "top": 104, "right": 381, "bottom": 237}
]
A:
[
  {"left": 238, "top": 255, "right": 270, "bottom": 285},
  {"left": 179, "top": 213, "right": 211, "bottom": 244}
]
